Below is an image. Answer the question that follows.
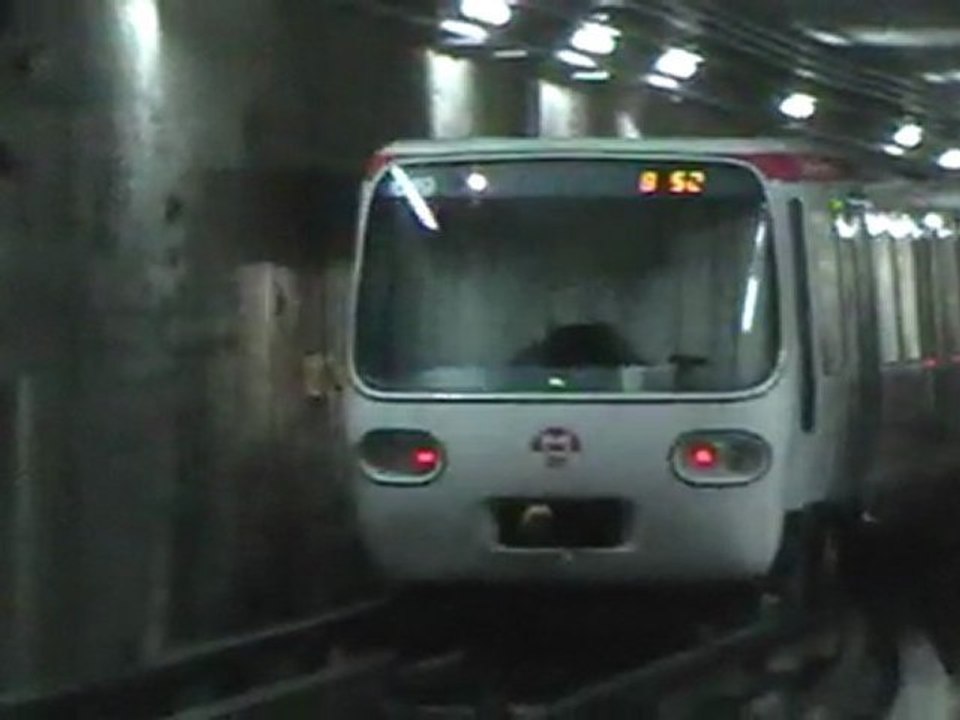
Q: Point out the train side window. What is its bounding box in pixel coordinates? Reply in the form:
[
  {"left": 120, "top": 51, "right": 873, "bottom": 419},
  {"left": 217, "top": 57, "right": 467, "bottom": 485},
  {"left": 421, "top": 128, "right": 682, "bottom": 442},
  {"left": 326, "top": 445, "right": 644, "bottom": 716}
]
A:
[
  {"left": 943, "top": 231, "right": 960, "bottom": 356},
  {"left": 830, "top": 202, "right": 860, "bottom": 368},
  {"left": 811, "top": 205, "right": 844, "bottom": 375},
  {"left": 914, "top": 235, "right": 940, "bottom": 362},
  {"left": 893, "top": 238, "right": 922, "bottom": 362},
  {"left": 926, "top": 226, "right": 960, "bottom": 359},
  {"left": 872, "top": 234, "right": 901, "bottom": 364}
]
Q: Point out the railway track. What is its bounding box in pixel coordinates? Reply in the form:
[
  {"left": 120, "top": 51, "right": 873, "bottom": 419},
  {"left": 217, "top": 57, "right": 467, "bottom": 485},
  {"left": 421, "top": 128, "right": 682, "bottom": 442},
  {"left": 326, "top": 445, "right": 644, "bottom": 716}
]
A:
[
  {"left": 0, "top": 599, "right": 394, "bottom": 720},
  {"left": 0, "top": 589, "right": 897, "bottom": 719}
]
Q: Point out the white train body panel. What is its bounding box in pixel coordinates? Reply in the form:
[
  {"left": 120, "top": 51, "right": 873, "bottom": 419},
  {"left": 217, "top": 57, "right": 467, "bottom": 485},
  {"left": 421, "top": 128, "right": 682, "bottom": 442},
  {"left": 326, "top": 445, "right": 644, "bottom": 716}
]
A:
[
  {"left": 347, "top": 392, "right": 793, "bottom": 582},
  {"left": 341, "top": 137, "right": 943, "bottom": 585}
]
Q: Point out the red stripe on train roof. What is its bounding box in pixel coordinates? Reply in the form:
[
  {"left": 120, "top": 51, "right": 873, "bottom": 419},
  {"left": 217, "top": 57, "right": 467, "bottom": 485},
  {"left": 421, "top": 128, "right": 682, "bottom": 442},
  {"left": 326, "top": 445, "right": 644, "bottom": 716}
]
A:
[
  {"left": 734, "top": 153, "right": 852, "bottom": 182},
  {"left": 366, "top": 149, "right": 851, "bottom": 183},
  {"left": 365, "top": 152, "right": 394, "bottom": 179}
]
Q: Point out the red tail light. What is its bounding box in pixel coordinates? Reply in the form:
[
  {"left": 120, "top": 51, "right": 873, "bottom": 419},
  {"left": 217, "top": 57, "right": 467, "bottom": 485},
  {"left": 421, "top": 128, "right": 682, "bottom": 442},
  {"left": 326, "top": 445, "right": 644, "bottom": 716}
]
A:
[
  {"left": 687, "top": 443, "right": 719, "bottom": 469},
  {"left": 359, "top": 429, "right": 445, "bottom": 484},
  {"left": 671, "top": 431, "right": 771, "bottom": 486},
  {"left": 412, "top": 448, "right": 440, "bottom": 472}
]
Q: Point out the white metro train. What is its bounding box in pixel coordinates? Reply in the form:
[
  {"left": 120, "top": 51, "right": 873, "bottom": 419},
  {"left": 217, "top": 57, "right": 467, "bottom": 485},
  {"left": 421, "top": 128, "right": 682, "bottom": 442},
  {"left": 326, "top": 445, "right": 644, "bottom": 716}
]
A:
[{"left": 342, "top": 137, "right": 960, "bottom": 596}]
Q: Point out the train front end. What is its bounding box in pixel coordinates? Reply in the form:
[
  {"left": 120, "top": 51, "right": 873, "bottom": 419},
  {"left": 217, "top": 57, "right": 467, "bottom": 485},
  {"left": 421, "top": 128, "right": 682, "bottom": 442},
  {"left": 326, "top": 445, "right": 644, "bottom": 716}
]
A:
[{"left": 345, "top": 142, "right": 800, "bottom": 585}]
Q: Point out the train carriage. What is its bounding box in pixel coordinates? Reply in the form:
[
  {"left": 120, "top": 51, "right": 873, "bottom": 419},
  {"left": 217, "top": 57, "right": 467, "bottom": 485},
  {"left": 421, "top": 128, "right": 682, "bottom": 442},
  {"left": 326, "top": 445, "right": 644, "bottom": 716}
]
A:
[{"left": 341, "top": 137, "right": 958, "bottom": 594}]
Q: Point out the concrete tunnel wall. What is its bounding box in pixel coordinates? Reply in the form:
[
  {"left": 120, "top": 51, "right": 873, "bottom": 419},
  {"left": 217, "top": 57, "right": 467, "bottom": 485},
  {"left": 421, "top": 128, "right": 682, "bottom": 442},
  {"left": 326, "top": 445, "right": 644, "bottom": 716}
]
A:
[{"left": 0, "top": 0, "right": 764, "bottom": 692}]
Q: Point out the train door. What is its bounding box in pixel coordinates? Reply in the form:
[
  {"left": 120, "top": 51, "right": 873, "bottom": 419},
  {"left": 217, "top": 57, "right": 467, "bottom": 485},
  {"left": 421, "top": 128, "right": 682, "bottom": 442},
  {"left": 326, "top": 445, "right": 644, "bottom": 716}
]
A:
[
  {"left": 802, "top": 192, "right": 850, "bottom": 501},
  {"left": 784, "top": 191, "right": 847, "bottom": 505}
]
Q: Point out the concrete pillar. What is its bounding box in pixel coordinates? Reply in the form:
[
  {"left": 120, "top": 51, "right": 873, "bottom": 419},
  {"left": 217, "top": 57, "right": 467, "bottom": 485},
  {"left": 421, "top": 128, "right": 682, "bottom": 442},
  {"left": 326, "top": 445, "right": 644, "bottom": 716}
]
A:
[
  {"left": 426, "top": 51, "right": 531, "bottom": 139},
  {"left": 426, "top": 50, "right": 477, "bottom": 138},
  {"left": 538, "top": 80, "right": 592, "bottom": 137},
  {"left": 0, "top": 0, "right": 272, "bottom": 690}
]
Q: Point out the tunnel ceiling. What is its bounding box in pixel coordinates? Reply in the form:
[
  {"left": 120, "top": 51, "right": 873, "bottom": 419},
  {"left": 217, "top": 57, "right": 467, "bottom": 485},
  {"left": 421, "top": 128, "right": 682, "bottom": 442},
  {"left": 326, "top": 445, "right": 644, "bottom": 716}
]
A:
[
  {"left": 707, "top": 0, "right": 960, "bottom": 90},
  {"left": 340, "top": 0, "right": 960, "bottom": 177}
]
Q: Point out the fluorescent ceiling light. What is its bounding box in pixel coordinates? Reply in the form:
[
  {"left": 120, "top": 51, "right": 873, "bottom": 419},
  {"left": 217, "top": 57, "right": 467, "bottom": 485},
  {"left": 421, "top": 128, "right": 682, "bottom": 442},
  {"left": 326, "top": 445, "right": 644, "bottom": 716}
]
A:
[
  {"left": 653, "top": 47, "right": 703, "bottom": 80},
  {"left": 465, "top": 171, "right": 489, "bottom": 193},
  {"left": 555, "top": 48, "right": 598, "bottom": 69},
  {"left": 440, "top": 18, "right": 489, "bottom": 42},
  {"left": 572, "top": 69, "right": 611, "bottom": 82},
  {"left": 881, "top": 143, "right": 906, "bottom": 157},
  {"left": 893, "top": 122, "right": 923, "bottom": 149},
  {"left": 865, "top": 212, "right": 889, "bottom": 237},
  {"left": 834, "top": 215, "right": 861, "bottom": 240},
  {"left": 493, "top": 48, "right": 528, "bottom": 59},
  {"left": 570, "top": 21, "right": 621, "bottom": 56},
  {"left": 803, "top": 28, "right": 853, "bottom": 47},
  {"left": 888, "top": 214, "right": 920, "bottom": 240},
  {"left": 922, "top": 69, "right": 960, "bottom": 84},
  {"left": 779, "top": 92, "right": 817, "bottom": 120},
  {"left": 460, "top": 0, "right": 512, "bottom": 27},
  {"left": 923, "top": 212, "right": 946, "bottom": 231},
  {"left": 938, "top": 149, "right": 960, "bottom": 170},
  {"left": 644, "top": 73, "right": 680, "bottom": 91},
  {"left": 842, "top": 28, "right": 960, "bottom": 48}
]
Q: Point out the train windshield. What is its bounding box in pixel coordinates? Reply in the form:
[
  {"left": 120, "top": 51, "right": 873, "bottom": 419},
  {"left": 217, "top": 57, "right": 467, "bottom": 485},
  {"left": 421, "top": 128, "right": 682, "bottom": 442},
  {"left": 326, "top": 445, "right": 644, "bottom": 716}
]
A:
[{"left": 355, "top": 158, "right": 779, "bottom": 395}]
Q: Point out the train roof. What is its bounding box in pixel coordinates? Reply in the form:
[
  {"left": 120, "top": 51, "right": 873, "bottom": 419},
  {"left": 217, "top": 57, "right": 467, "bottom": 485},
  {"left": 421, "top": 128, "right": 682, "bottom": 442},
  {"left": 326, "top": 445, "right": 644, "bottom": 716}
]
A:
[
  {"left": 380, "top": 136, "right": 839, "bottom": 159},
  {"left": 868, "top": 179, "right": 960, "bottom": 211},
  {"left": 373, "top": 137, "right": 861, "bottom": 184}
]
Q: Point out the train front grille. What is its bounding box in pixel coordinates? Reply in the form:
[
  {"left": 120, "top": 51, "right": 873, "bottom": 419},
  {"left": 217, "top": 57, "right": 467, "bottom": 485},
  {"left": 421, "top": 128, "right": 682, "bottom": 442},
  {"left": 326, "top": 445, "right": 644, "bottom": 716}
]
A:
[{"left": 491, "top": 498, "right": 628, "bottom": 549}]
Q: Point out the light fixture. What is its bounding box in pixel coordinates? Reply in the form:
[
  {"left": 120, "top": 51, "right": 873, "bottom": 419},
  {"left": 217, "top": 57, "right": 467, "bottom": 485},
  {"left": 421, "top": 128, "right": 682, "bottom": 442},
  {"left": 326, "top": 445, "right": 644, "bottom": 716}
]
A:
[
  {"left": 923, "top": 69, "right": 960, "bottom": 84},
  {"left": 779, "top": 92, "right": 817, "bottom": 120},
  {"left": 833, "top": 215, "right": 861, "bottom": 240},
  {"left": 893, "top": 122, "right": 923, "bottom": 149},
  {"left": 643, "top": 73, "right": 681, "bottom": 91},
  {"left": 466, "top": 171, "right": 489, "bottom": 193},
  {"left": 881, "top": 143, "right": 906, "bottom": 157},
  {"left": 923, "top": 212, "right": 946, "bottom": 231},
  {"left": 938, "top": 149, "right": 960, "bottom": 170},
  {"left": 864, "top": 211, "right": 890, "bottom": 237},
  {"left": 439, "top": 18, "right": 489, "bottom": 43},
  {"left": 653, "top": 47, "right": 703, "bottom": 80},
  {"left": 493, "top": 48, "right": 528, "bottom": 59},
  {"left": 803, "top": 28, "right": 853, "bottom": 47},
  {"left": 459, "top": 0, "right": 512, "bottom": 27},
  {"left": 555, "top": 48, "right": 598, "bottom": 69},
  {"left": 888, "top": 214, "right": 921, "bottom": 240},
  {"left": 570, "top": 21, "right": 621, "bottom": 56},
  {"left": 122, "top": 0, "right": 161, "bottom": 53},
  {"left": 571, "top": 69, "right": 611, "bottom": 82}
]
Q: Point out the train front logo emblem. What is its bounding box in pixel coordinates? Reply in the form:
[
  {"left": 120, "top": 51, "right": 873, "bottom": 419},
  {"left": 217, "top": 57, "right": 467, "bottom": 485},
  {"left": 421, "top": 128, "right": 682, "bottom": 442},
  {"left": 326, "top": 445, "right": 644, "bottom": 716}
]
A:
[{"left": 531, "top": 427, "right": 582, "bottom": 468}]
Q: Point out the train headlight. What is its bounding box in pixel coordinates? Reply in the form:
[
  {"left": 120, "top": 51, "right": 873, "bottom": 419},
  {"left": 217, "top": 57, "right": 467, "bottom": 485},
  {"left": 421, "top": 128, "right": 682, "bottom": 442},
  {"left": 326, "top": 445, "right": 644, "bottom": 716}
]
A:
[
  {"left": 670, "top": 431, "right": 771, "bottom": 486},
  {"left": 358, "top": 429, "right": 445, "bottom": 485}
]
